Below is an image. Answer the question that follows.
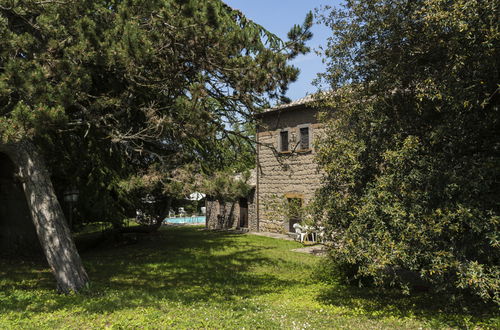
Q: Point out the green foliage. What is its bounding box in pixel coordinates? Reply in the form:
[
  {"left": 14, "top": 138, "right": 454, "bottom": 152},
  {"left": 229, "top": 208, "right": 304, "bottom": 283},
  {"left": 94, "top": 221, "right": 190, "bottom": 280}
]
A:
[
  {"left": 263, "top": 194, "right": 316, "bottom": 230},
  {"left": 315, "top": 0, "right": 500, "bottom": 304},
  {"left": 201, "top": 170, "right": 252, "bottom": 201},
  {"left": 1, "top": 227, "right": 498, "bottom": 328},
  {"left": 41, "top": 130, "right": 137, "bottom": 228},
  {"left": 213, "top": 121, "right": 256, "bottom": 174},
  {"left": 197, "top": 120, "right": 256, "bottom": 205},
  {"left": 0, "top": 0, "right": 312, "bottom": 226}
]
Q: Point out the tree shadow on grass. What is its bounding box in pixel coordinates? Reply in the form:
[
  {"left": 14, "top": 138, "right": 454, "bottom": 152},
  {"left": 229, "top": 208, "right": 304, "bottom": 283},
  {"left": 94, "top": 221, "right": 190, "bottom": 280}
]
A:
[
  {"left": 316, "top": 283, "right": 499, "bottom": 328},
  {"left": 0, "top": 258, "right": 54, "bottom": 289},
  {"left": 0, "top": 226, "right": 302, "bottom": 314}
]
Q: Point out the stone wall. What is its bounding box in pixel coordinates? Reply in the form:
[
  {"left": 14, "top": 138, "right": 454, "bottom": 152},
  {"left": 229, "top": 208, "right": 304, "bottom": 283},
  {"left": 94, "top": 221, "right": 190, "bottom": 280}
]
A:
[
  {"left": 247, "top": 188, "right": 258, "bottom": 232},
  {"left": 205, "top": 198, "right": 239, "bottom": 230},
  {"left": 0, "top": 153, "right": 42, "bottom": 256},
  {"left": 256, "top": 106, "right": 324, "bottom": 233},
  {"left": 205, "top": 188, "right": 257, "bottom": 231}
]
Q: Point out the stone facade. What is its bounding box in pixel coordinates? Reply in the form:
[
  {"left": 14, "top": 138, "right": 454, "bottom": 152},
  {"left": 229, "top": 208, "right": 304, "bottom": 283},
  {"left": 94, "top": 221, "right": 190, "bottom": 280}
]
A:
[
  {"left": 205, "top": 96, "right": 324, "bottom": 234},
  {"left": 205, "top": 188, "right": 257, "bottom": 231},
  {"left": 256, "top": 101, "right": 324, "bottom": 234}
]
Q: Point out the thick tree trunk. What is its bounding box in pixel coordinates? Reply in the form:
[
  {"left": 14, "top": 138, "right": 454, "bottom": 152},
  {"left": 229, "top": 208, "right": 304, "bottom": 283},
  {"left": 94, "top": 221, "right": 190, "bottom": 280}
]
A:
[{"left": 0, "top": 140, "right": 89, "bottom": 293}]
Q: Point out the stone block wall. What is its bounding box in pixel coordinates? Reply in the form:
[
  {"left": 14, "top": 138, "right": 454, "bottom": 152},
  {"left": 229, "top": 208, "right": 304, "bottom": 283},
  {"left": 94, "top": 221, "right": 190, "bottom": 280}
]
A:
[
  {"left": 205, "top": 188, "right": 257, "bottom": 231},
  {"left": 256, "top": 106, "right": 324, "bottom": 233},
  {"left": 247, "top": 189, "right": 258, "bottom": 232},
  {"left": 205, "top": 198, "right": 239, "bottom": 230}
]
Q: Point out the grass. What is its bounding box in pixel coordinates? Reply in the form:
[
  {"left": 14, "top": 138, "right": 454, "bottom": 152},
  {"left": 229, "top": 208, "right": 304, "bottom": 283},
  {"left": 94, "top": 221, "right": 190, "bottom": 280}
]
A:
[{"left": 0, "top": 226, "right": 498, "bottom": 329}]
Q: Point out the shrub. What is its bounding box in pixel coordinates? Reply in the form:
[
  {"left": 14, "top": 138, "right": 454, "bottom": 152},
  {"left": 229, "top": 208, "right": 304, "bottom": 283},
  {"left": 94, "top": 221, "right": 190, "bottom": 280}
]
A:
[{"left": 315, "top": 0, "right": 500, "bottom": 305}]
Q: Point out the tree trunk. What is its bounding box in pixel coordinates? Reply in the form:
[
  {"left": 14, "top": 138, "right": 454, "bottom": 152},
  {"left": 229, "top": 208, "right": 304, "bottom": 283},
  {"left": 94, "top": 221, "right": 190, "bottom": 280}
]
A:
[{"left": 0, "top": 140, "right": 89, "bottom": 293}]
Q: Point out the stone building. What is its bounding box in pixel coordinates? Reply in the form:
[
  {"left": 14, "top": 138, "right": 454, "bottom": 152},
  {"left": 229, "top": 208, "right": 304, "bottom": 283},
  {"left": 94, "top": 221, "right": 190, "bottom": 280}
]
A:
[
  {"left": 205, "top": 95, "right": 324, "bottom": 234},
  {"left": 255, "top": 95, "right": 324, "bottom": 233},
  {"left": 205, "top": 171, "right": 257, "bottom": 231}
]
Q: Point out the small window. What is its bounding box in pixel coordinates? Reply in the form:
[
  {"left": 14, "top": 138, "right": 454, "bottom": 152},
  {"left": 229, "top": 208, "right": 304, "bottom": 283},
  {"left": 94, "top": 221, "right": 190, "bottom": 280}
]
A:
[
  {"left": 299, "top": 127, "right": 309, "bottom": 150},
  {"left": 280, "top": 131, "right": 289, "bottom": 152}
]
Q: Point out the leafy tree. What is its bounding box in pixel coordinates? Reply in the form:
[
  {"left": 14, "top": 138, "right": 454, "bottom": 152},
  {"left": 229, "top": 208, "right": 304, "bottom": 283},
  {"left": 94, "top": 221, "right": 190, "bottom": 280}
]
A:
[
  {"left": 315, "top": 0, "right": 499, "bottom": 304},
  {"left": 0, "top": 0, "right": 312, "bottom": 292},
  {"left": 202, "top": 169, "right": 253, "bottom": 201},
  {"left": 213, "top": 121, "right": 257, "bottom": 174}
]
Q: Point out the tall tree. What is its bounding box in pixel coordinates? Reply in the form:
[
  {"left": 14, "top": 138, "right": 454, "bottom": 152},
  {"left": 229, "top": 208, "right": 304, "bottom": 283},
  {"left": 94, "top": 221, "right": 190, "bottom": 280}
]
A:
[
  {"left": 315, "top": 0, "right": 499, "bottom": 304},
  {"left": 0, "top": 0, "right": 312, "bottom": 292}
]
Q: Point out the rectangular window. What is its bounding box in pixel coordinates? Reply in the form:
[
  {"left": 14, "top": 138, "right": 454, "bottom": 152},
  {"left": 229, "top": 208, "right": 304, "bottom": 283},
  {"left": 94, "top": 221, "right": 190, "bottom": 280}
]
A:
[
  {"left": 280, "top": 131, "right": 289, "bottom": 152},
  {"left": 299, "top": 127, "right": 309, "bottom": 150}
]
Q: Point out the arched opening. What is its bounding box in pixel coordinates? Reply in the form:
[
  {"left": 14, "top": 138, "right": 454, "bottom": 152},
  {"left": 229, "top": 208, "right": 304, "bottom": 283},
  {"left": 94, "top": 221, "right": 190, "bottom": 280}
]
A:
[{"left": 0, "top": 152, "right": 42, "bottom": 256}]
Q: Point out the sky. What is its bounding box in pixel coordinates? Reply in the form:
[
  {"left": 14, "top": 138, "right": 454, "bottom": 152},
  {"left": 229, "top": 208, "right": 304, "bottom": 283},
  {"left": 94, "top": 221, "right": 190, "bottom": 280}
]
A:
[{"left": 224, "top": 0, "right": 342, "bottom": 102}]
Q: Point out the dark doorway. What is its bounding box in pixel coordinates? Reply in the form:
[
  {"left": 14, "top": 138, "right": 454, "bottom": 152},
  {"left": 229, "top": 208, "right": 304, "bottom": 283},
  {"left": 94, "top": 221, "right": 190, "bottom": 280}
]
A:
[
  {"left": 239, "top": 198, "right": 248, "bottom": 228},
  {"left": 287, "top": 197, "right": 302, "bottom": 232}
]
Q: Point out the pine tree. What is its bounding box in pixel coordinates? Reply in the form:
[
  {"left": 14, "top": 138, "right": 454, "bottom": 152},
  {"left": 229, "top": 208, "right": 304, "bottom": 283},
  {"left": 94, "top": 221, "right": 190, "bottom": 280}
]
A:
[{"left": 0, "top": 0, "right": 312, "bottom": 292}]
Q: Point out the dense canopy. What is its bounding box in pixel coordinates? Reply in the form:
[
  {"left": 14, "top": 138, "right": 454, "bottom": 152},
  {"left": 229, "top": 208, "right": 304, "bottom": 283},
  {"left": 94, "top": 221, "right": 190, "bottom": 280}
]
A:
[
  {"left": 0, "top": 0, "right": 312, "bottom": 292},
  {"left": 315, "top": 0, "right": 499, "bottom": 304}
]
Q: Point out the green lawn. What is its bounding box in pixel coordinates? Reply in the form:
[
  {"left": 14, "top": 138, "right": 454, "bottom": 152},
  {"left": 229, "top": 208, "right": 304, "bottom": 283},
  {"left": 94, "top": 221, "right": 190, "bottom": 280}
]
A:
[{"left": 0, "top": 226, "right": 498, "bottom": 329}]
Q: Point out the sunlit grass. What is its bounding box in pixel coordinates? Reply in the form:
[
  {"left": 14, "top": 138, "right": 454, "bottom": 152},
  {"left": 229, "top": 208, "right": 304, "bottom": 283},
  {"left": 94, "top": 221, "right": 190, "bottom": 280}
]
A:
[{"left": 0, "top": 226, "right": 498, "bottom": 329}]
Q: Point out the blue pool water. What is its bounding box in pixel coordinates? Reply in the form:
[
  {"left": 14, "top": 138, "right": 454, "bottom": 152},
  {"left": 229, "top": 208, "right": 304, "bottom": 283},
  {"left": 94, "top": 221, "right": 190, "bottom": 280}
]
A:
[{"left": 164, "top": 216, "right": 206, "bottom": 224}]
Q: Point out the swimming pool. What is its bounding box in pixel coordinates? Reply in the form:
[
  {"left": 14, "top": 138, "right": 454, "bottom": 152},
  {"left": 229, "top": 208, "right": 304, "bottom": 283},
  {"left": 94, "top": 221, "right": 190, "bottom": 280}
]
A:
[{"left": 164, "top": 216, "right": 206, "bottom": 224}]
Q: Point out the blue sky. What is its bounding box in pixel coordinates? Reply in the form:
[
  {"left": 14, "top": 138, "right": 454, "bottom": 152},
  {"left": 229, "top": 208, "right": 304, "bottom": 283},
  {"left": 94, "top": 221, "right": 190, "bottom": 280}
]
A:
[{"left": 224, "top": 0, "right": 342, "bottom": 102}]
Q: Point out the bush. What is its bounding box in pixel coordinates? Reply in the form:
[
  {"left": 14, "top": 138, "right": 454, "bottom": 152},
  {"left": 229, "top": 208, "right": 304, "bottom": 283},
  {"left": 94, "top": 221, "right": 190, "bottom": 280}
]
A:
[{"left": 315, "top": 0, "right": 500, "bottom": 305}]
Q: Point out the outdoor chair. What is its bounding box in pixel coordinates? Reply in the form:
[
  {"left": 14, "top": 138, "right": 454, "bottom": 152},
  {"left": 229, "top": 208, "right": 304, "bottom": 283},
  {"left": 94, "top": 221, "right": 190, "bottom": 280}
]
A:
[
  {"left": 303, "top": 225, "right": 317, "bottom": 243},
  {"left": 316, "top": 226, "right": 325, "bottom": 243},
  {"left": 292, "top": 223, "right": 307, "bottom": 243}
]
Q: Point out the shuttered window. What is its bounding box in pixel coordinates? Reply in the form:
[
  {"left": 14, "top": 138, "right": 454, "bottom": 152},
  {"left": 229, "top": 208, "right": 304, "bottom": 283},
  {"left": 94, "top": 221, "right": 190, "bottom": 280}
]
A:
[
  {"left": 280, "top": 131, "right": 289, "bottom": 152},
  {"left": 299, "top": 127, "right": 309, "bottom": 150}
]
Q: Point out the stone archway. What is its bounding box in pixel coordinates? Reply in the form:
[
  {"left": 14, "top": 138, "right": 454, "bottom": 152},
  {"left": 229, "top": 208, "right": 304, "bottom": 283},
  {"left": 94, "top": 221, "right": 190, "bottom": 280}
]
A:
[{"left": 0, "top": 152, "right": 42, "bottom": 256}]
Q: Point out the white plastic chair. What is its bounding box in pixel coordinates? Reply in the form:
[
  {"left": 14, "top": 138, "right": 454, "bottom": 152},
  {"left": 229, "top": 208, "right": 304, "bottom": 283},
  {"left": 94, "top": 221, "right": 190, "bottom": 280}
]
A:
[
  {"left": 303, "top": 225, "right": 317, "bottom": 243},
  {"left": 317, "top": 226, "right": 325, "bottom": 243},
  {"left": 293, "top": 223, "right": 307, "bottom": 243}
]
